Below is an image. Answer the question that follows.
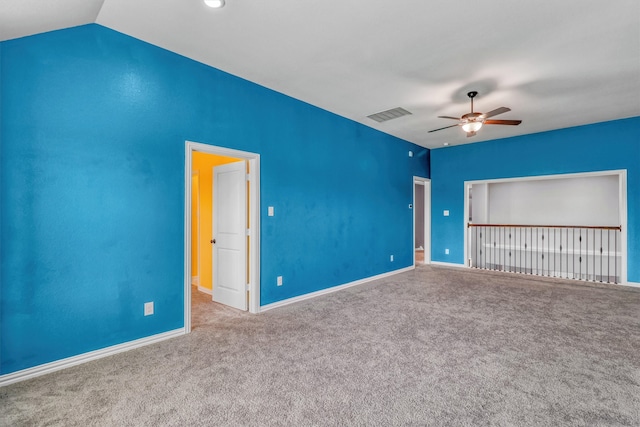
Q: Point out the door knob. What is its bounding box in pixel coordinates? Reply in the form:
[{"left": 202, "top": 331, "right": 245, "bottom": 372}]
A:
[{"left": 211, "top": 239, "right": 216, "bottom": 244}]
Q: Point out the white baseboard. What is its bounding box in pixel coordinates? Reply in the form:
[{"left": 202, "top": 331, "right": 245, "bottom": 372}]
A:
[
  {"left": 197, "top": 285, "right": 212, "bottom": 295},
  {"left": 0, "top": 328, "right": 185, "bottom": 387},
  {"left": 191, "top": 276, "right": 199, "bottom": 286},
  {"left": 430, "top": 261, "right": 467, "bottom": 269},
  {"left": 432, "top": 262, "right": 640, "bottom": 290},
  {"left": 260, "top": 266, "right": 415, "bottom": 312}
]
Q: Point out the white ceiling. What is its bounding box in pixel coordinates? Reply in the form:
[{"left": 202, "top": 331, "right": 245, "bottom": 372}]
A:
[{"left": 2, "top": 0, "right": 639, "bottom": 149}]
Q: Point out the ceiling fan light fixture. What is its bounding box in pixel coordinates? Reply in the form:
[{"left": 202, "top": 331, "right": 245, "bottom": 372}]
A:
[
  {"left": 204, "top": 0, "right": 225, "bottom": 8},
  {"left": 461, "top": 120, "right": 483, "bottom": 133}
]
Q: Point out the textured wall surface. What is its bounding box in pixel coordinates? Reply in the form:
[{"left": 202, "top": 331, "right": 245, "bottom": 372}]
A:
[
  {"left": 430, "top": 117, "right": 640, "bottom": 283},
  {"left": 0, "top": 24, "right": 428, "bottom": 374}
]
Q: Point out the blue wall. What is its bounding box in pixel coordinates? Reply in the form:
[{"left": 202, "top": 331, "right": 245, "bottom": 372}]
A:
[
  {"left": 430, "top": 117, "right": 640, "bottom": 282},
  {"left": 0, "top": 25, "right": 428, "bottom": 374}
]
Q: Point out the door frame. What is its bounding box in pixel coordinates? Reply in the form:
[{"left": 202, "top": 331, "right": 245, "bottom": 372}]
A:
[
  {"left": 191, "top": 170, "right": 200, "bottom": 287},
  {"left": 184, "top": 141, "right": 261, "bottom": 331},
  {"left": 413, "top": 177, "right": 431, "bottom": 265}
]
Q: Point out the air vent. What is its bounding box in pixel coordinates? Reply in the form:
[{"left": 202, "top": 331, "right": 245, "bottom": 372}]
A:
[{"left": 367, "top": 107, "right": 412, "bottom": 123}]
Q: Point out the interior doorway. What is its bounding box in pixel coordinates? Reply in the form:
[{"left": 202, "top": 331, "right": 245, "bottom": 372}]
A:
[
  {"left": 184, "top": 141, "right": 261, "bottom": 333},
  {"left": 414, "top": 177, "right": 431, "bottom": 266}
]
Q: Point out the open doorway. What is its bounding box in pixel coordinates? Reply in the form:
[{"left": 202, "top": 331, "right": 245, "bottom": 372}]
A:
[
  {"left": 414, "top": 177, "right": 431, "bottom": 266},
  {"left": 184, "top": 141, "right": 261, "bottom": 333}
]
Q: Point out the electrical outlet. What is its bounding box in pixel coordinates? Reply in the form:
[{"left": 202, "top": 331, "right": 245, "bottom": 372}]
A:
[
  {"left": 268, "top": 206, "right": 274, "bottom": 216},
  {"left": 444, "top": 210, "right": 450, "bottom": 216},
  {"left": 445, "top": 249, "right": 450, "bottom": 255},
  {"left": 390, "top": 255, "right": 394, "bottom": 262},
  {"left": 277, "top": 276, "right": 283, "bottom": 286},
  {"left": 144, "top": 302, "right": 154, "bottom": 316}
]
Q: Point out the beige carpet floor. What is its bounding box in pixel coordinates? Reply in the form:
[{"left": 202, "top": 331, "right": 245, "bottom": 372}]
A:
[{"left": 1, "top": 266, "right": 639, "bottom": 426}]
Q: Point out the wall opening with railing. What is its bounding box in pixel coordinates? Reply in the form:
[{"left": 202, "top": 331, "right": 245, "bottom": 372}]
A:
[{"left": 465, "top": 171, "right": 626, "bottom": 285}]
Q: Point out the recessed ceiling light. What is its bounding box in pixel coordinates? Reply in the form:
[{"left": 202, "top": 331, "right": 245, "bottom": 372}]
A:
[
  {"left": 204, "top": 0, "right": 225, "bottom": 8},
  {"left": 443, "top": 142, "right": 449, "bottom": 146}
]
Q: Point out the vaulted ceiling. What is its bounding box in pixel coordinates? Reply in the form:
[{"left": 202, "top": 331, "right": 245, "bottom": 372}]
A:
[{"left": 2, "top": 0, "right": 639, "bottom": 149}]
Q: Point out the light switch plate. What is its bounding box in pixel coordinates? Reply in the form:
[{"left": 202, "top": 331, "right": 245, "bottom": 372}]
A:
[{"left": 144, "top": 302, "right": 154, "bottom": 316}]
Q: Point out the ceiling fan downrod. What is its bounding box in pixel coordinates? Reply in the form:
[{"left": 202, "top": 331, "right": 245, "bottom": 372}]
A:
[{"left": 468, "top": 91, "right": 478, "bottom": 113}]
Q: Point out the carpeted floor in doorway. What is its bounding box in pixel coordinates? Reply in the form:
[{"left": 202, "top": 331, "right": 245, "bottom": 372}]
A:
[{"left": 1, "top": 266, "right": 639, "bottom": 426}]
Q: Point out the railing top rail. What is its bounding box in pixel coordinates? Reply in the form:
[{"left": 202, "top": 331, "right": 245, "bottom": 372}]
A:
[{"left": 467, "top": 223, "right": 621, "bottom": 231}]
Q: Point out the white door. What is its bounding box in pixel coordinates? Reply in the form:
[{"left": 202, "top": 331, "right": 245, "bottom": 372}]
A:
[{"left": 212, "top": 161, "right": 247, "bottom": 310}]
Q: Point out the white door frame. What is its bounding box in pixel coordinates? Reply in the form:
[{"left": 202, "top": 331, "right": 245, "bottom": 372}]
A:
[
  {"left": 463, "top": 169, "right": 627, "bottom": 284},
  {"left": 191, "top": 170, "right": 200, "bottom": 287},
  {"left": 414, "top": 177, "right": 431, "bottom": 265},
  {"left": 184, "top": 141, "right": 261, "bottom": 331}
]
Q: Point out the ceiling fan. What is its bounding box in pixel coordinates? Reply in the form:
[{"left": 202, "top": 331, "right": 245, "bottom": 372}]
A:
[{"left": 429, "top": 91, "right": 522, "bottom": 137}]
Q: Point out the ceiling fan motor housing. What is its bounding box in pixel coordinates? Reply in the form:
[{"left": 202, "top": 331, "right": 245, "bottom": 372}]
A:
[{"left": 461, "top": 112, "right": 484, "bottom": 124}]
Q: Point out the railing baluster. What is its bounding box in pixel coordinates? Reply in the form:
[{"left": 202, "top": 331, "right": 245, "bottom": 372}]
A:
[
  {"left": 566, "top": 230, "right": 569, "bottom": 279},
  {"left": 542, "top": 228, "right": 549, "bottom": 276},
  {"left": 559, "top": 229, "right": 562, "bottom": 278},
  {"left": 477, "top": 227, "right": 480, "bottom": 268},
  {"left": 607, "top": 230, "right": 611, "bottom": 283},
  {"left": 592, "top": 229, "right": 595, "bottom": 282},
  {"left": 491, "top": 227, "right": 496, "bottom": 270},
  {"left": 483, "top": 226, "right": 486, "bottom": 269},
  {"left": 511, "top": 227, "right": 514, "bottom": 273},
  {"left": 472, "top": 226, "right": 475, "bottom": 268},
  {"left": 501, "top": 226, "right": 504, "bottom": 271},
  {"left": 586, "top": 228, "right": 589, "bottom": 281},
  {"left": 579, "top": 229, "right": 582, "bottom": 280},
  {"left": 499, "top": 227, "right": 502, "bottom": 271},
  {"left": 520, "top": 227, "right": 522, "bottom": 273},
  {"left": 600, "top": 228, "right": 603, "bottom": 283},
  {"left": 572, "top": 228, "right": 575, "bottom": 280},
  {"left": 553, "top": 228, "right": 556, "bottom": 277},
  {"left": 493, "top": 227, "right": 496, "bottom": 270},
  {"left": 528, "top": 227, "right": 531, "bottom": 274},
  {"left": 502, "top": 226, "right": 505, "bottom": 271}
]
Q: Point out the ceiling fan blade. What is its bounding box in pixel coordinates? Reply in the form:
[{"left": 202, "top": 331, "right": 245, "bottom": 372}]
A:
[
  {"left": 437, "top": 115, "right": 461, "bottom": 120},
  {"left": 428, "top": 124, "right": 460, "bottom": 133},
  {"left": 484, "top": 119, "right": 522, "bottom": 126},
  {"left": 483, "top": 107, "right": 511, "bottom": 118}
]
